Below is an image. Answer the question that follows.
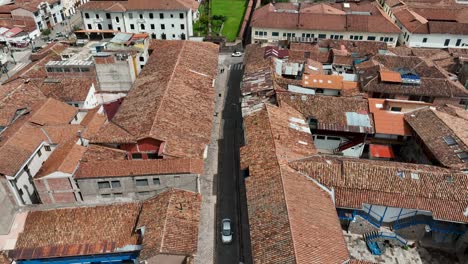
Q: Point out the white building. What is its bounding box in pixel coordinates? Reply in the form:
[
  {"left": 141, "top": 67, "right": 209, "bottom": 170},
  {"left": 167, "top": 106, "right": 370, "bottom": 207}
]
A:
[
  {"left": 11, "top": 0, "right": 65, "bottom": 32},
  {"left": 251, "top": 2, "right": 401, "bottom": 47},
  {"left": 377, "top": 0, "right": 468, "bottom": 48},
  {"left": 79, "top": 0, "right": 200, "bottom": 39}
]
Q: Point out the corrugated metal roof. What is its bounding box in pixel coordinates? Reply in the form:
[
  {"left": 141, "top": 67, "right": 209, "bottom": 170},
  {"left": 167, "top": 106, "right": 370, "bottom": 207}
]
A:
[
  {"left": 110, "top": 32, "right": 133, "bottom": 44},
  {"left": 345, "top": 112, "right": 372, "bottom": 128}
]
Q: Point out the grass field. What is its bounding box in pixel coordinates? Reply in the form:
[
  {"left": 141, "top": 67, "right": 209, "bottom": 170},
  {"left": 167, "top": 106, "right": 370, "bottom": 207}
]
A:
[{"left": 211, "top": 0, "right": 247, "bottom": 41}]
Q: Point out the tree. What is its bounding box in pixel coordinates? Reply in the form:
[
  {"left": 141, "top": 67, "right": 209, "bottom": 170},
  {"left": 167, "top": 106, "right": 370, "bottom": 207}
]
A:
[{"left": 41, "top": 28, "right": 51, "bottom": 36}]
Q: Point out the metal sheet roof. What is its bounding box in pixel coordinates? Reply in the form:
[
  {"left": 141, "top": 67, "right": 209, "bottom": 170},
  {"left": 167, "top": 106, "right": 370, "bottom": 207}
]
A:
[{"left": 110, "top": 32, "right": 133, "bottom": 44}]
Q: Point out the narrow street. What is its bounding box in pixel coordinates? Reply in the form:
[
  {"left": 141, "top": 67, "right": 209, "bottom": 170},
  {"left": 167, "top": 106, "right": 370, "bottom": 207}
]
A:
[{"left": 215, "top": 57, "right": 251, "bottom": 264}]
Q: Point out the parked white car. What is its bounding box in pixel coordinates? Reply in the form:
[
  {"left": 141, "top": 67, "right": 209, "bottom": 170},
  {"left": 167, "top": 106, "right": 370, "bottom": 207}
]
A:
[
  {"left": 221, "top": 218, "right": 233, "bottom": 244},
  {"left": 231, "top": 51, "right": 242, "bottom": 57}
]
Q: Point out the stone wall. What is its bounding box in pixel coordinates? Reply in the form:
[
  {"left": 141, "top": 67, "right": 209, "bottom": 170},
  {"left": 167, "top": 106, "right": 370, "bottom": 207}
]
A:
[
  {"left": 348, "top": 215, "right": 379, "bottom": 235},
  {"left": 395, "top": 224, "right": 427, "bottom": 241}
]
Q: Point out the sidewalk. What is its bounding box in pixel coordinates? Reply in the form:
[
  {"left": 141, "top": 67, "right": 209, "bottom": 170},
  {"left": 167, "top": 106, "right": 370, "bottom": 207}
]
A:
[{"left": 195, "top": 54, "right": 230, "bottom": 264}]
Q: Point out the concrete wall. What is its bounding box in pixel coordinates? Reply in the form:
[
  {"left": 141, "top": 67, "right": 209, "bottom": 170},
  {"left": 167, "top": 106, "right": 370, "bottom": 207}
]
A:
[
  {"left": 0, "top": 177, "right": 17, "bottom": 235},
  {"left": 82, "top": 9, "right": 194, "bottom": 39},
  {"left": 77, "top": 173, "right": 198, "bottom": 202},
  {"left": 251, "top": 27, "right": 399, "bottom": 47},
  {"left": 95, "top": 58, "right": 135, "bottom": 92},
  {"left": 313, "top": 134, "right": 364, "bottom": 157},
  {"left": 146, "top": 254, "right": 187, "bottom": 264},
  {"left": 395, "top": 224, "right": 427, "bottom": 241}
]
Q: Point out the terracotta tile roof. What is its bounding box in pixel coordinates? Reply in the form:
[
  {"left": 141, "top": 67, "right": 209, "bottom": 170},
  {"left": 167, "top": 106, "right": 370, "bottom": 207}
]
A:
[
  {"left": 0, "top": 253, "right": 10, "bottom": 264},
  {"left": 277, "top": 93, "right": 375, "bottom": 134},
  {"left": 379, "top": 70, "right": 402, "bottom": 83},
  {"left": 243, "top": 44, "right": 272, "bottom": 74},
  {"left": 252, "top": 2, "right": 400, "bottom": 34},
  {"left": 319, "top": 39, "right": 387, "bottom": 57},
  {"left": 405, "top": 106, "right": 468, "bottom": 170},
  {"left": 290, "top": 156, "right": 468, "bottom": 223},
  {"left": 80, "top": 0, "right": 199, "bottom": 11},
  {"left": 241, "top": 103, "right": 349, "bottom": 263},
  {"left": 12, "top": 203, "right": 141, "bottom": 259},
  {"left": 394, "top": 7, "right": 468, "bottom": 34},
  {"left": 138, "top": 189, "right": 201, "bottom": 258},
  {"left": 33, "top": 77, "right": 96, "bottom": 103},
  {"left": 369, "top": 144, "right": 395, "bottom": 159},
  {"left": 358, "top": 55, "right": 468, "bottom": 97},
  {"left": 41, "top": 124, "right": 84, "bottom": 145},
  {"left": 80, "top": 108, "right": 107, "bottom": 139},
  {"left": 75, "top": 158, "right": 204, "bottom": 179},
  {"left": 368, "top": 98, "right": 427, "bottom": 136},
  {"left": 28, "top": 98, "right": 77, "bottom": 126},
  {"left": 81, "top": 144, "right": 128, "bottom": 162},
  {"left": 35, "top": 140, "right": 86, "bottom": 178},
  {"left": 93, "top": 41, "right": 219, "bottom": 159},
  {"left": 10, "top": 189, "right": 201, "bottom": 260},
  {"left": 241, "top": 68, "right": 273, "bottom": 96}
]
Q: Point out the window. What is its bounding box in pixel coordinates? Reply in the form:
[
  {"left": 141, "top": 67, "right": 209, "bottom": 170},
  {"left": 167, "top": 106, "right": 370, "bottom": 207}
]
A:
[
  {"left": 272, "top": 32, "right": 279, "bottom": 37},
  {"left": 153, "top": 178, "right": 161, "bottom": 185},
  {"left": 139, "top": 56, "right": 144, "bottom": 62},
  {"left": 130, "top": 24, "right": 135, "bottom": 30},
  {"left": 315, "top": 88, "right": 324, "bottom": 93},
  {"left": 97, "top": 24, "right": 102, "bottom": 30},
  {"left": 115, "top": 16, "right": 120, "bottom": 23},
  {"left": 380, "top": 37, "right": 384, "bottom": 41},
  {"left": 460, "top": 99, "right": 468, "bottom": 106},
  {"left": 151, "top": 33, "right": 156, "bottom": 39},
  {"left": 443, "top": 136, "right": 457, "bottom": 146},
  {"left": 149, "top": 13, "right": 154, "bottom": 19},
  {"left": 318, "top": 34, "right": 326, "bottom": 39},
  {"left": 106, "top": 13, "right": 111, "bottom": 19},
  {"left": 136, "top": 179, "right": 149, "bottom": 186},
  {"left": 147, "top": 153, "right": 158, "bottom": 159},
  {"left": 444, "top": 39, "right": 450, "bottom": 46},
  {"left": 161, "top": 33, "right": 166, "bottom": 39},
  {"left": 180, "top": 24, "right": 185, "bottom": 30},
  {"left": 132, "top": 153, "right": 142, "bottom": 159},
  {"left": 96, "top": 14, "right": 99, "bottom": 19},
  {"left": 128, "top": 12, "right": 133, "bottom": 19},
  {"left": 101, "top": 194, "right": 111, "bottom": 198},
  {"left": 171, "top": 24, "right": 174, "bottom": 28},
  {"left": 45, "top": 146, "right": 51, "bottom": 151},
  {"left": 367, "top": 36, "right": 376, "bottom": 41},
  {"left": 160, "top": 13, "right": 164, "bottom": 19},
  {"left": 37, "top": 149, "right": 42, "bottom": 157},
  {"left": 422, "top": 37, "right": 427, "bottom": 43},
  {"left": 170, "top": 14, "right": 174, "bottom": 18},
  {"left": 111, "top": 180, "right": 121, "bottom": 188},
  {"left": 389, "top": 37, "right": 394, "bottom": 42},
  {"left": 316, "top": 135, "right": 326, "bottom": 140},
  {"left": 85, "top": 13, "right": 90, "bottom": 19},
  {"left": 138, "top": 191, "right": 150, "bottom": 196},
  {"left": 151, "top": 24, "right": 155, "bottom": 29},
  {"left": 161, "top": 24, "right": 165, "bottom": 30},
  {"left": 181, "top": 33, "right": 186, "bottom": 40},
  {"left": 80, "top": 67, "right": 90, "bottom": 72},
  {"left": 108, "top": 24, "right": 113, "bottom": 30},
  {"left": 140, "top": 24, "right": 145, "bottom": 30},
  {"left": 98, "top": 181, "right": 111, "bottom": 189},
  {"left": 87, "top": 24, "right": 92, "bottom": 30},
  {"left": 390, "top": 107, "right": 402, "bottom": 112},
  {"left": 456, "top": 39, "right": 462, "bottom": 47},
  {"left": 180, "top": 13, "right": 184, "bottom": 19},
  {"left": 172, "top": 34, "right": 175, "bottom": 38},
  {"left": 114, "top": 193, "right": 123, "bottom": 197},
  {"left": 328, "top": 136, "right": 341, "bottom": 141},
  {"left": 139, "top": 13, "right": 143, "bottom": 19},
  {"left": 383, "top": 37, "right": 389, "bottom": 42}
]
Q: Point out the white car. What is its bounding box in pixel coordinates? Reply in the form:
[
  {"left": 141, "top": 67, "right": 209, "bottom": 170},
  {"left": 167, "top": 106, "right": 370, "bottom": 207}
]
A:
[
  {"left": 221, "top": 218, "right": 233, "bottom": 244},
  {"left": 231, "top": 51, "right": 242, "bottom": 57}
]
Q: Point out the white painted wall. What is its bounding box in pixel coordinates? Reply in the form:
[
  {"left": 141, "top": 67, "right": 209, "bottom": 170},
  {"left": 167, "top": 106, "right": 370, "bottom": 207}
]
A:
[
  {"left": 83, "top": 83, "right": 99, "bottom": 109},
  {"left": 252, "top": 27, "right": 399, "bottom": 47},
  {"left": 6, "top": 144, "right": 56, "bottom": 205},
  {"left": 82, "top": 9, "right": 194, "bottom": 39},
  {"left": 313, "top": 134, "right": 364, "bottom": 157}
]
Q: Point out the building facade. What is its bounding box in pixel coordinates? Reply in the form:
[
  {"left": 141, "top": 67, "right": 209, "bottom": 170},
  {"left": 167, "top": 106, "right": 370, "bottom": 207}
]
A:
[
  {"left": 11, "top": 0, "right": 65, "bottom": 32},
  {"left": 251, "top": 2, "right": 401, "bottom": 47},
  {"left": 80, "top": 0, "right": 200, "bottom": 39}
]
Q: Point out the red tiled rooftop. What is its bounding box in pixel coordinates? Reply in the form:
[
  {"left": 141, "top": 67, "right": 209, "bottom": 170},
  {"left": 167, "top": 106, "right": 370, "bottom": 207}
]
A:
[{"left": 369, "top": 144, "right": 395, "bottom": 159}]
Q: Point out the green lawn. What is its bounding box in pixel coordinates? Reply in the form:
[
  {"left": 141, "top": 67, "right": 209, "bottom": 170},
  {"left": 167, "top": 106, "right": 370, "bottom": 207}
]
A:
[{"left": 211, "top": 0, "right": 247, "bottom": 41}]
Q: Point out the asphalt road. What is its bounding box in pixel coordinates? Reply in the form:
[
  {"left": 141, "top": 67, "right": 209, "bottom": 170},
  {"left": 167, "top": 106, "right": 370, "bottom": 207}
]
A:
[{"left": 216, "top": 58, "right": 252, "bottom": 264}]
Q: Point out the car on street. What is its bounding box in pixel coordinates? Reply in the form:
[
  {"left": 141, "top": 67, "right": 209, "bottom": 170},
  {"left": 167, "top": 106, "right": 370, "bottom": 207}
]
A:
[
  {"left": 32, "top": 47, "right": 42, "bottom": 53},
  {"left": 221, "top": 218, "right": 233, "bottom": 244},
  {"left": 231, "top": 51, "right": 242, "bottom": 57}
]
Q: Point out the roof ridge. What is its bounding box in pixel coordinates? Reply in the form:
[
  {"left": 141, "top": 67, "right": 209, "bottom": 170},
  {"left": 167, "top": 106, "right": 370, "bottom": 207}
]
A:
[
  {"left": 159, "top": 190, "right": 175, "bottom": 253},
  {"left": 149, "top": 41, "right": 186, "bottom": 137},
  {"left": 264, "top": 104, "right": 298, "bottom": 264}
]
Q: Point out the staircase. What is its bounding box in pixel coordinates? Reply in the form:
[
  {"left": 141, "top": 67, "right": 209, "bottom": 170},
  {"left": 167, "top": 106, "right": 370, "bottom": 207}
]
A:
[
  {"left": 334, "top": 135, "right": 365, "bottom": 153},
  {"left": 363, "top": 231, "right": 408, "bottom": 246}
]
